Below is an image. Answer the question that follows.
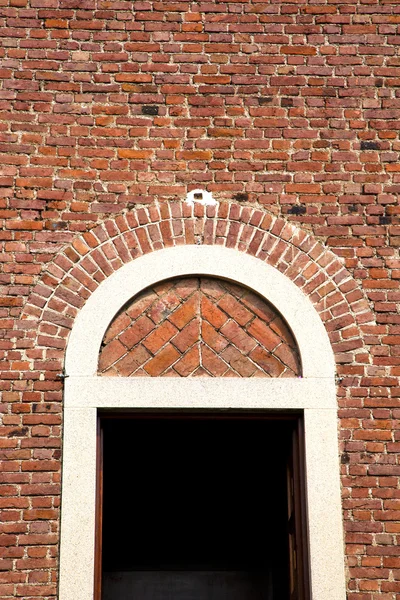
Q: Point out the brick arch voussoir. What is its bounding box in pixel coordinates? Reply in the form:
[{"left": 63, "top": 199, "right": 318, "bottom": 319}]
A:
[{"left": 22, "top": 201, "right": 374, "bottom": 372}]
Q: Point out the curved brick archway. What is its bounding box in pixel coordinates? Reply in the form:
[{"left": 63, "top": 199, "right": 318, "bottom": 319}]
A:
[{"left": 21, "top": 201, "right": 374, "bottom": 382}]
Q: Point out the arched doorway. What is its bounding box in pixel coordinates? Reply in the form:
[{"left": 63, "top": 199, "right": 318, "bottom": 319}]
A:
[
  {"left": 98, "top": 274, "right": 304, "bottom": 598},
  {"left": 59, "top": 245, "right": 346, "bottom": 600}
]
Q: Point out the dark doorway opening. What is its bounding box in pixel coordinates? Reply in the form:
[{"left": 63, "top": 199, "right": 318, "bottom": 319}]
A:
[{"left": 98, "top": 413, "right": 308, "bottom": 600}]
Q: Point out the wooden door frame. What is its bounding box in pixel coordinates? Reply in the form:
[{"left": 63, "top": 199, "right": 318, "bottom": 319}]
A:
[
  {"left": 94, "top": 418, "right": 103, "bottom": 600},
  {"left": 95, "top": 410, "right": 310, "bottom": 600}
]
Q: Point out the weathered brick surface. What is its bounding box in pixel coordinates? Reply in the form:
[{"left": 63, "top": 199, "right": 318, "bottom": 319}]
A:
[
  {"left": 98, "top": 277, "right": 300, "bottom": 377},
  {"left": 0, "top": 0, "right": 400, "bottom": 597}
]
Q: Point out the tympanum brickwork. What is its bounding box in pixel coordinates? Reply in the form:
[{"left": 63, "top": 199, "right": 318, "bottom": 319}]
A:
[{"left": 98, "top": 277, "right": 301, "bottom": 377}]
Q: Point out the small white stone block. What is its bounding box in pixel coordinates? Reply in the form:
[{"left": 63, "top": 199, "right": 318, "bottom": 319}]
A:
[{"left": 185, "top": 188, "right": 217, "bottom": 207}]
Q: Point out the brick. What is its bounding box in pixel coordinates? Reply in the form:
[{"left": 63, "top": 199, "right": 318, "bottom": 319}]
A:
[
  {"left": 241, "top": 291, "right": 276, "bottom": 322},
  {"left": 172, "top": 319, "right": 200, "bottom": 353},
  {"left": 220, "top": 346, "right": 258, "bottom": 377},
  {"left": 117, "top": 149, "right": 153, "bottom": 159},
  {"left": 200, "top": 279, "right": 226, "bottom": 300},
  {"left": 147, "top": 291, "right": 181, "bottom": 324},
  {"left": 201, "top": 295, "right": 228, "bottom": 329},
  {"left": 208, "top": 127, "right": 244, "bottom": 138},
  {"left": 280, "top": 46, "right": 317, "bottom": 55},
  {"left": 126, "top": 290, "right": 158, "bottom": 320},
  {"left": 201, "top": 320, "right": 229, "bottom": 353},
  {"left": 172, "top": 345, "right": 200, "bottom": 376},
  {"left": 249, "top": 347, "right": 286, "bottom": 377},
  {"left": 103, "top": 312, "right": 131, "bottom": 345},
  {"left": 273, "top": 343, "right": 300, "bottom": 374},
  {"left": 119, "top": 316, "right": 155, "bottom": 349},
  {"left": 174, "top": 278, "right": 199, "bottom": 299},
  {"left": 144, "top": 344, "right": 180, "bottom": 376},
  {"left": 247, "top": 317, "right": 282, "bottom": 350},
  {"left": 217, "top": 295, "right": 253, "bottom": 326},
  {"left": 97, "top": 340, "right": 125, "bottom": 371},
  {"left": 143, "top": 320, "right": 178, "bottom": 354},
  {"left": 168, "top": 293, "right": 199, "bottom": 329},
  {"left": 220, "top": 321, "right": 257, "bottom": 354},
  {"left": 201, "top": 345, "right": 229, "bottom": 376},
  {"left": 112, "top": 345, "right": 151, "bottom": 377}
]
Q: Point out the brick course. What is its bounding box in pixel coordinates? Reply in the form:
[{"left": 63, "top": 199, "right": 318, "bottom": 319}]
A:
[{"left": 1, "top": 0, "right": 400, "bottom": 597}]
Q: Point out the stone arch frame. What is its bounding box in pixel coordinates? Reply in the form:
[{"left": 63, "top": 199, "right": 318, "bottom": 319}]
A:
[
  {"left": 65, "top": 246, "right": 333, "bottom": 379},
  {"left": 58, "top": 244, "right": 346, "bottom": 600},
  {"left": 20, "top": 201, "right": 375, "bottom": 600}
]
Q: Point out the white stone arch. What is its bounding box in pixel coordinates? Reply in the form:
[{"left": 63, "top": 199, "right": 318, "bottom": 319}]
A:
[{"left": 59, "top": 245, "right": 346, "bottom": 600}]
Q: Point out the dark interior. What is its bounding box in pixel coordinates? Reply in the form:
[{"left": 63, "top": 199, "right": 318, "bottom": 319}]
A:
[{"left": 101, "top": 414, "right": 293, "bottom": 600}]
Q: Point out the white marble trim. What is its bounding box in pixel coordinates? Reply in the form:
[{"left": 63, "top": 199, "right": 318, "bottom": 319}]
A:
[{"left": 65, "top": 377, "right": 336, "bottom": 410}]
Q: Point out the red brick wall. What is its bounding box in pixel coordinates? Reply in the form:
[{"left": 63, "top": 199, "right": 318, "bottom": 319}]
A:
[
  {"left": 1, "top": 0, "right": 400, "bottom": 597},
  {"left": 98, "top": 277, "right": 300, "bottom": 377},
  {"left": 6, "top": 203, "right": 374, "bottom": 599}
]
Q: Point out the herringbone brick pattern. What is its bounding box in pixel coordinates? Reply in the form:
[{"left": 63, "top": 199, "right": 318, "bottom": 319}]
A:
[{"left": 98, "top": 277, "right": 300, "bottom": 377}]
